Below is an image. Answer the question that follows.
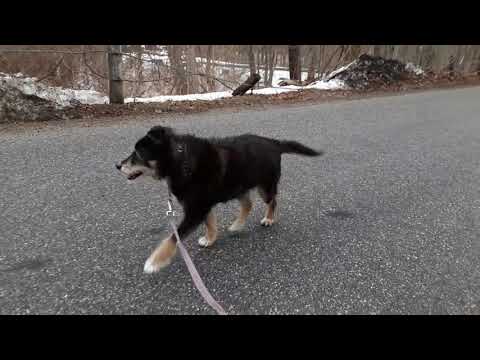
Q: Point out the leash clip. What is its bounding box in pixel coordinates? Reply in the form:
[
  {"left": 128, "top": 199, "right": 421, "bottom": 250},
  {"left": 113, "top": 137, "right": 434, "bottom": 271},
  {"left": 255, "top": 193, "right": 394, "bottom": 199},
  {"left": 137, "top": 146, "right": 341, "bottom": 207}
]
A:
[{"left": 166, "top": 199, "right": 177, "bottom": 217}]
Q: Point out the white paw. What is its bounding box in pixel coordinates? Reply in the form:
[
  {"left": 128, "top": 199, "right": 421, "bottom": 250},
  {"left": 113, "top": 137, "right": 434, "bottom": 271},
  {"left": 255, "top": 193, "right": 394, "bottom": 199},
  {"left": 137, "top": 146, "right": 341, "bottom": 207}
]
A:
[
  {"left": 260, "top": 217, "right": 274, "bottom": 227},
  {"left": 143, "top": 255, "right": 171, "bottom": 274},
  {"left": 228, "top": 221, "right": 244, "bottom": 232},
  {"left": 198, "top": 236, "right": 212, "bottom": 248}
]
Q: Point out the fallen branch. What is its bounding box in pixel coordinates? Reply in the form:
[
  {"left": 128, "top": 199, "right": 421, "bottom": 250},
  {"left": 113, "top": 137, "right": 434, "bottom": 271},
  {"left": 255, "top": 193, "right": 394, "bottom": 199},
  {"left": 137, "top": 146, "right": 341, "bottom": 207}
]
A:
[{"left": 232, "top": 73, "right": 261, "bottom": 96}]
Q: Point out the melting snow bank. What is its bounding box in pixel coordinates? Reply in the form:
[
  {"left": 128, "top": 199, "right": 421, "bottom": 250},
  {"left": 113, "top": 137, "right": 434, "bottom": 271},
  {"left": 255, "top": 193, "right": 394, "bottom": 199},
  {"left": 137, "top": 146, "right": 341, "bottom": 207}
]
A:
[
  {"left": 0, "top": 79, "right": 63, "bottom": 122},
  {"left": 0, "top": 72, "right": 108, "bottom": 108},
  {"left": 1, "top": 71, "right": 346, "bottom": 107},
  {"left": 125, "top": 79, "right": 347, "bottom": 103},
  {"left": 125, "top": 86, "right": 314, "bottom": 103},
  {"left": 306, "top": 78, "right": 347, "bottom": 90}
]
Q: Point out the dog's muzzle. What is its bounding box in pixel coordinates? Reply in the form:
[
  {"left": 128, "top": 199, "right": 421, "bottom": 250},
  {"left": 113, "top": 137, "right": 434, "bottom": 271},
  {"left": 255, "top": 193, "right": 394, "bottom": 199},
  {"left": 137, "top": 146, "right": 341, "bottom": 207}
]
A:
[{"left": 115, "top": 162, "right": 144, "bottom": 180}]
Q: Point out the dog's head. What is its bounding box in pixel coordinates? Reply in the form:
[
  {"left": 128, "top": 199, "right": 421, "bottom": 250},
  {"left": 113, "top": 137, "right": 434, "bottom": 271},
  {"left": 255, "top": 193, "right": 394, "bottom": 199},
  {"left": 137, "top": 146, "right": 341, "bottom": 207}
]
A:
[{"left": 116, "top": 126, "right": 173, "bottom": 181}]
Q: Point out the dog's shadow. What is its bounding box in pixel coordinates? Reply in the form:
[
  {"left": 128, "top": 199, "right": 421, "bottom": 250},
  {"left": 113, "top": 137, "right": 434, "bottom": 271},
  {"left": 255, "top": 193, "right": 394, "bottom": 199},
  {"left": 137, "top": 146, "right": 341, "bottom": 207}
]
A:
[
  {"left": 0, "top": 257, "right": 52, "bottom": 273},
  {"left": 221, "top": 229, "right": 252, "bottom": 241},
  {"left": 145, "top": 225, "right": 168, "bottom": 236},
  {"left": 324, "top": 209, "right": 356, "bottom": 219},
  {"left": 145, "top": 222, "right": 254, "bottom": 239}
]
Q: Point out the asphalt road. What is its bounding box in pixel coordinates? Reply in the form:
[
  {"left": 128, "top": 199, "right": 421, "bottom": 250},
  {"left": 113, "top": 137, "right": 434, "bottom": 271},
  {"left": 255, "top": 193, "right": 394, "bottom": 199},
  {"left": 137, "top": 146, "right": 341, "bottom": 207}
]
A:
[{"left": 1, "top": 87, "right": 480, "bottom": 314}]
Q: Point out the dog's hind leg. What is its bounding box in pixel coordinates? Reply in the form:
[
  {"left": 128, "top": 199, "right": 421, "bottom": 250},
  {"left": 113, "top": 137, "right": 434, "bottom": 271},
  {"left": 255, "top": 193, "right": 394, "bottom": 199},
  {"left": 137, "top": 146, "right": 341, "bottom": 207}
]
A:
[
  {"left": 198, "top": 209, "right": 218, "bottom": 247},
  {"left": 228, "top": 193, "right": 253, "bottom": 232},
  {"left": 258, "top": 183, "right": 278, "bottom": 227},
  {"left": 260, "top": 197, "right": 277, "bottom": 227}
]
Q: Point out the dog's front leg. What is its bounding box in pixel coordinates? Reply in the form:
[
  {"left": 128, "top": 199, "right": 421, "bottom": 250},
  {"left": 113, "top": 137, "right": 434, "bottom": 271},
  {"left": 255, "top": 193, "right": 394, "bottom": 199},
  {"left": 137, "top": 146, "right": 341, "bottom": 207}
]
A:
[
  {"left": 198, "top": 209, "right": 218, "bottom": 247},
  {"left": 144, "top": 207, "right": 210, "bottom": 273}
]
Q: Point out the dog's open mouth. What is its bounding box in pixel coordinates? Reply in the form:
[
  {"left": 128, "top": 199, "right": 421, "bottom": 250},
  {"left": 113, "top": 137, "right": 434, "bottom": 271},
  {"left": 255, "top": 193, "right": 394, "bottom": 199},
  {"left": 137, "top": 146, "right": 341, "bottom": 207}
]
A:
[{"left": 127, "top": 171, "right": 143, "bottom": 180}]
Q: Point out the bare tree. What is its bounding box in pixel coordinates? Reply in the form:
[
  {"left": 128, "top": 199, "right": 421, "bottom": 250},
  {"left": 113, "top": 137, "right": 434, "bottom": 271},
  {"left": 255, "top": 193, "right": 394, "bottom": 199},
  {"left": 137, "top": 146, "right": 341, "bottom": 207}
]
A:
[
  {"left": 266, "top": 46, "right": 276, "bottom": 86},
  {"left": 348, "top": 45, "right": 361, "bottom": 61},
  {"left": 288, "top": 45, "right": 301, "bottom": 81},
  {"left": 130, "top": 45, "right": 145, "bottom": 97},
  {"left": 205, "top": 45, "right": 216, "bottom": 91},
  {"left": 167, "top": 45, "right": 187, "bottom": 95},
  {"left": 185, "top": 45, "right": 199, "bottom": 94},
  {"left": 307, "top": 45, "right": 319, "bottom": 83},
  {"left": 260, "top": 45, "right": 276, "bottom": 87},
  {"left": 248, "top": 45, "right": 256, "bottom": 76}
]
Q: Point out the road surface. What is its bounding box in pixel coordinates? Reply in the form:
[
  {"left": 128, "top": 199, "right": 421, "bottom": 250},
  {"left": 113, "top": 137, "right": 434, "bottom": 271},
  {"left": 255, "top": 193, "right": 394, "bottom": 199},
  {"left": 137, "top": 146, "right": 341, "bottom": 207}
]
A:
[{"left": 1, "top": 87, "right": 480, "bottom": 314}]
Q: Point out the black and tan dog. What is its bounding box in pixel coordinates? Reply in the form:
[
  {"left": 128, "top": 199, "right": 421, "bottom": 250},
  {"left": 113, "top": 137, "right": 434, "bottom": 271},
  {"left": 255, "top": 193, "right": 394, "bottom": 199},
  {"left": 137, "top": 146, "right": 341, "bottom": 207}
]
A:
[{"left": 116, "top": 126, "right": 323, "bottom": 273}]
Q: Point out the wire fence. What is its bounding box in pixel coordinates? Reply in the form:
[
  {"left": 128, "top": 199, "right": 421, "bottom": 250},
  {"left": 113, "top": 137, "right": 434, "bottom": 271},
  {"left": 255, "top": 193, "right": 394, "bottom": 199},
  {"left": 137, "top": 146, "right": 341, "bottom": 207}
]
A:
[
  {"left": 0, "top": 47, "right": 261, "bottom": 94},
  {"left": 1, "top": 46, "right": 479, "bottom": 103}
]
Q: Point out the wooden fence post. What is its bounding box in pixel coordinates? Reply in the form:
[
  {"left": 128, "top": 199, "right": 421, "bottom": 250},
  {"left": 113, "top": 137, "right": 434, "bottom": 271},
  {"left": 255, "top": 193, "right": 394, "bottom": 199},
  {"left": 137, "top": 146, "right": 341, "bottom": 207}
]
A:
[{"left": 108, "top": 45, "right": 124, "bottom": 104}]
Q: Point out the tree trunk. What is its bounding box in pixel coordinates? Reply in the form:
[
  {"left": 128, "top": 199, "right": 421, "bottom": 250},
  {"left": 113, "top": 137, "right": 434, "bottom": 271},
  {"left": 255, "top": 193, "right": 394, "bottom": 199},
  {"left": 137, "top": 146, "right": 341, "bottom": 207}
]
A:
[
  {"left": 288, "top": 45, "right": 301, "bottom": 81},
  {"left": 248, "top": 45, "right": 256, "bottom": 76},
  {"left": 422, "top": 45, "right": 435, "bottom": 71},
  {"left": 415, "top": 45, "right": 424, "bottom": 66},
  {"left": 476, "top": 46, "right": 480, "bottom": 75},
  {"left": 396, "top": 45, "right": 409, "bottom": 62},
  {"left": 267, "top": 47, "right": 276, "bottom": 87},
  {"left": 185, "top": 45, "right": 199, "bottom": 94},
  {"left": 167, "top": 45, "right": 187, "bottom": 95},
  {"left": 205, "top": 45, "right": 215, "bottom": 91},
  {"left": 133, "top": 46, "right": 144, "bottom": 97},
  {"left": 470, "top": 45, "right": 480, "bottom": 74},
  {"left": 261, "top": 46, "right": 267, "bottom": 86},
  {"left": 349, "top": 45, "right": 361, "bottom": 61},
  {"left": 307, "top": 45, "right": 319, "bottom": 83},
  {"left": 317, "top": 45, "right": 325, "bottom": 78},
  {"left": 256, "top": 49, "right": 261, "bottom": 80}
]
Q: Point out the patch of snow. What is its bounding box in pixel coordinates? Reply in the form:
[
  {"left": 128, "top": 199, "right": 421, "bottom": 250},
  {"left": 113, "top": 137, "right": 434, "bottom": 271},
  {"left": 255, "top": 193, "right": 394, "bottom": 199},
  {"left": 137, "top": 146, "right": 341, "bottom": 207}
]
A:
[
  {"left": 405, "top": 62, "right": 424, "bottom": 75},
  {"left": 125, "top": 86, "right": 298, "bottom": 103},
  {"left": 306, "top": 78, "right": 347, "bottom": 90},
  {"left": 126, "top": 91, "right": 232, "bottom": 103},
  {"left": 126, "top": 79, "right": 345, "bottom": 104}
]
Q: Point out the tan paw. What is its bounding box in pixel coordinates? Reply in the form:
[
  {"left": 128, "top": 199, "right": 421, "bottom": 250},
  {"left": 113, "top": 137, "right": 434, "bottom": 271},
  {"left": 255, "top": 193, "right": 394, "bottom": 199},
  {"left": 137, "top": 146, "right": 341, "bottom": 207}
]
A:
[
  {"left": 143, "top": 238, "right": 177, "bottom": 273},
  {"left": 198, "top": 236, "right": 214, "bottom": 248},
  {"left": 260, "top": 217, "right": 274, "bottom": 227}
]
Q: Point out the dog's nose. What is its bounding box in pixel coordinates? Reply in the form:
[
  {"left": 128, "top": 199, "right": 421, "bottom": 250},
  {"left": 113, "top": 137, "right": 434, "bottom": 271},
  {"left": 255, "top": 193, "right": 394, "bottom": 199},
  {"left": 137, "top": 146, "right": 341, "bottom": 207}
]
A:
[{"left": 115, "top": 163, "right": 122, "bottom": 170}]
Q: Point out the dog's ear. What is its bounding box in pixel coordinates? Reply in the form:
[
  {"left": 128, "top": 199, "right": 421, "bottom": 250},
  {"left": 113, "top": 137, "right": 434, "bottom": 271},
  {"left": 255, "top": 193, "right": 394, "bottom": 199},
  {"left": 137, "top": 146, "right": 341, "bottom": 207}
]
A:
[
  {"left": 146, "top": 126, "right": 174, "bottom": 144},
  {"left": 134, "top": 136, "right": 156, "bottom": 161},
  {"left": 134, "top": 126, "right": 173, "bottom": 161}
]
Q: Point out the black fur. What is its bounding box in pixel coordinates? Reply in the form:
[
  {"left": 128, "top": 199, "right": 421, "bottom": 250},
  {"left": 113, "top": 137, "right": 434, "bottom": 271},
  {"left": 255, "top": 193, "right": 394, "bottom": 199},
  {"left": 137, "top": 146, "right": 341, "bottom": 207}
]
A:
[{"left": 120, "top": 126, "right": 323, "bottom": 242}]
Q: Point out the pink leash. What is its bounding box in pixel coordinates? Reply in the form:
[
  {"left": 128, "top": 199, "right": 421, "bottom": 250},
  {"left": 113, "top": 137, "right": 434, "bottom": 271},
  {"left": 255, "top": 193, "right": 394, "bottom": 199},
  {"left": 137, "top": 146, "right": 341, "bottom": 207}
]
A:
[{"left": 167, "top": 196, "right": 227, "bottom": 315}]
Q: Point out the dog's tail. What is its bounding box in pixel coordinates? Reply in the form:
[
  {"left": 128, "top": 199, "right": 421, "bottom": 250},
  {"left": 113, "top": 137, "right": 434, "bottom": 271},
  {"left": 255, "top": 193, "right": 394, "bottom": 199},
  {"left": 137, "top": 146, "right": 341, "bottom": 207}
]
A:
[{"left": 277, "top": 140, "right": 324, "bottom": 157}]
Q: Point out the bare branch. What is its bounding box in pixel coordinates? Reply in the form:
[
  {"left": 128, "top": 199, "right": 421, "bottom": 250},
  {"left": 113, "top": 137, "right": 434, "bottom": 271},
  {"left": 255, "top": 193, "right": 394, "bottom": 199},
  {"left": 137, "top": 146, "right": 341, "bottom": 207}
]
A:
[{"left": 36, "top": 56, "right": 65, "bottom": 83}]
